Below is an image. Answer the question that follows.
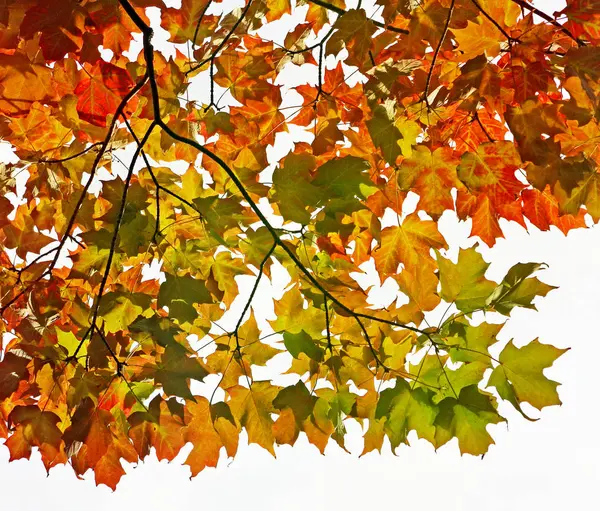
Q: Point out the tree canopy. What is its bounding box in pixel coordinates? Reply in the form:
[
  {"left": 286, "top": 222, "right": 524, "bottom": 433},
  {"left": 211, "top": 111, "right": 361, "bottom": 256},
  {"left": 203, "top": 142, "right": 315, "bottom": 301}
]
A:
[{"left": 0, "top": 0, "right": 598, "bottom": 489}]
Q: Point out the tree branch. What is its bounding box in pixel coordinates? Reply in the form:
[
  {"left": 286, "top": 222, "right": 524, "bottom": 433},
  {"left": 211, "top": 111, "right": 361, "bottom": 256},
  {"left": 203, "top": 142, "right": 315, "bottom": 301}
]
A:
[
  {"left": 471, "top": 0, "right": 517, "bottom": 43},
  {"left": 37, "top": 142, "right": 104, "bottom": 164},
  {"left": 186, "top": 0, "right": 254, "bottom": 76},
  {"left": 233, "top": 242, "right": 277, "bottom": 351},
  {"left": 423, "top": 0, "right": 455, "bottom": 108},
  {"left": 307, "top": 0, "right": 409, "bottom": 35},
  {"left": 72, "top": 122, "right": 156, "bottom": 359},
  {"left": 118, "top": 0, "right": 432, "bottom": 380},
  {"left": 0, "top": 77, "right": 148, "bottom": 317},
  {"left": 510, "top": 0, "right": 585, "bottom": 46},
  {"left": 192, "top": 0, "right": 214, "bottom": 47}
]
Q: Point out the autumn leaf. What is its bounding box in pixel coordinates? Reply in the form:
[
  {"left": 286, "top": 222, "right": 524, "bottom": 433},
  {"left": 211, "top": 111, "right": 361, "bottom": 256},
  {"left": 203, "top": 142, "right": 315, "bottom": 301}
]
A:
[
  {"left": 74, "top": 62, "right": 135, "bottom": 127},
  {"left": 128, "top": 395, "right": 186, "bottom": 461},
  {"left": 488, "top": 339, "right": 569, "bottom": 412},
  {"left": 367, "top": 103, "right": 403, "bottom": 166},
  {"left": 436, "top": 246, "right": 497, "bottom": 312},
  {"left": 374, "top": 213, "right": 447, "bottom": 275},
  {"left": 283, "top": 330, "right": 325, "bottom": 362},
  {"left": 397, "top": 146, "right": 462, "bottom": 218},
  {"left": 6, "top": 406, "right": 65, "bottom": 470},
  {"left": 375, "top": 379, "right": 437, "bottom": 451},
  {"left": 183, "top": 397, "right": 226, "bottom": 476},
  {"left": 158, "top": 273, "right": 213, "bottom": 323},
  {"left": 0, "top": 353, "right": 30, "bottom": 400},
  {"left": 227, "top": 382, "right": 279, "bottom": 455},
  {"left": 487, "top": 262, "right": 557, "bottom": 315},
  {"left": 434, "top": 386, "right": 505, "bottom": 456},
  {"left": 155, "top": 346, "right": 209, "bottom": 400}
]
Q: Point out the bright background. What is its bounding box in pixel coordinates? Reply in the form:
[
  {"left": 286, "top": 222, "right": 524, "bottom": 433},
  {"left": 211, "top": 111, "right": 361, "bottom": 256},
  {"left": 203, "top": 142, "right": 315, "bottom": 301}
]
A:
[{"left": 2, "top": 0, "right": 600, "bottom": 509}]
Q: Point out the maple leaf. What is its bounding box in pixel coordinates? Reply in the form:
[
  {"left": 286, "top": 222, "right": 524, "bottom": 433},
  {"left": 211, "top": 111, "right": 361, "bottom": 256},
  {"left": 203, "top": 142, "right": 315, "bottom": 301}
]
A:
[
  {"left": 0, "top": 353, "right": 30, "bottom": 400},
  {"left": 155, "top": 346, "right": 209, "bottom": 400},
  {"left": 374, "top": 213, "right": 447, "bottom": 275},
  {"left": 128, "top": 395, "right": 186, "bottom": 462},
  {"left": 445, "top": 319, "right": 503, "bottom": 366},
  {"left": 74, "top": 62, "right": 135, "bottom": 127},
  {"left": 327, "top": 9, "right": 376, "bottom": 69},
  {"left": 367, "top": 103, "right": 403, "bottom": 166},
  {"left": 66, "top": 400, "right": 138, "bottom": 490},
  {"left": 272, "top": 153, "right": 323, "bottom": 224},
  {"left": 182, "top": 397, "right": 229, "bottom": 476},
  {"left": 397, "top": 146, "right": 462, "bottom": 218},
  {"left": 158, "top": 273, "right": 213, "bottom": 323},
  {"left": 488, "top": 339, "right": 569, "bottom": 413},
  {"left": 161, "top": 0, "right": 217, "bottom": 44},
  {"left": 434, "top": 386, "right": 505, "bottom": 456},
  {"left": 283, "top": 330, "right": 325, "bottom": 362},
  {"left": 375, "top": 379, "right": 437, "bottom": 451},
  {"left": 20, "top": 0, "right": 81, "bottom": 61},
  {"left": 436, "top": 246, "right": 497, "bottom": 312},
  {"left": 6, "top": 406, "right": 66, "bottom": 471},
  {"left": 98, "top": 292, "right": 152, "bottom": 333},
  {"left": 457, "top": 142, "right": 524, "bottom": 207},
  {"left": 227, "top": 382, "right": 279, "bottom": 455},
  {"left": 487, "top": 262, "right": 557, "bottom": 315}
]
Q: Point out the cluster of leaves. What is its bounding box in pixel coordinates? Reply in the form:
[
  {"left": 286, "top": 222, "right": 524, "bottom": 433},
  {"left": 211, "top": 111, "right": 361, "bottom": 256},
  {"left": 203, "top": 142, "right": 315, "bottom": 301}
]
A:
[{"left": 0, "top": 0, "right": 597, "bottom": 489}]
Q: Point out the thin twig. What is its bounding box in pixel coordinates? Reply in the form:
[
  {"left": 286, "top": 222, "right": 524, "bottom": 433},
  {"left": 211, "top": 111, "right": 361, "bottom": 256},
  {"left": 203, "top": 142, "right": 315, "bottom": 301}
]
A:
[
  {"left": 118, "top": 0, "right": 433, "bottom": 378},
  {"left": 423, "top": 0, "right": 455, "bottom": 108},
  {"left": 0, "top": 77, "right": 148, "bottom": 316},
  {"left": 38, "top": 142, "right": 104, "bottom": 164},
  {"left": 510, "top": 0, "right": 585, "bottom": 46},
  {"left": 307, "top": 0, "right": 409, "bottom": 35},
  {"left": 186, "top": 0, "right": 254, "bottom": 75},
  {"left": 72, "top": 122, "right": 156, "bottom": 359},
  {"left": 471, "top": 0, "right": 516, "bottom": 43}
]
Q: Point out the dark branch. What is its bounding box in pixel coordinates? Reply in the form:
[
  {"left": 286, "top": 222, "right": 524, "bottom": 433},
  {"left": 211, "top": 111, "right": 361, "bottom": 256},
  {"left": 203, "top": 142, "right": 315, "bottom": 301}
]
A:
[
  {"left": 186, "top": 0, "right": 254, "bottom": 75},
  {"left": 38, "top": 142, "right": 104, "bottom": 164},
  {"left": 307, "top": 0, "right": 409, "bottom": 35},
  {"left": 510, "top": 0, "right": 585, "bottom": 46},
  {"left": 423, "top": 0, "right": 455, "bottom": 108},
  {"left": 0, "top": 77, "right": 148, "bottom": 317},
  {"left": 192, "top": 0, "right": 214, "bottom": 47},
  {"left": 471, "top": 0, "right": 517, "bottom": 43},
  {"left": 118, "top": 0, "right": 432, "bottom": 380},
  {"left": 233, "top": 242, "right": 277, "bottom": 350},
  {"left": 72, "top": 122, "right": 156, "bottom": 359}
]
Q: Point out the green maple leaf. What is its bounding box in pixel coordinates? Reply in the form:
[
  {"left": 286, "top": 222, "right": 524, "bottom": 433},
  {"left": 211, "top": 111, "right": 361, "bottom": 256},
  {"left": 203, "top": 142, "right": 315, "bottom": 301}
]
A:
[
  {"left": 283, "top": 330, "right": 324, "bottom": 362},
  {"left": 312, "top": 156, "right": 377, "bottom": 200},
  {"left": 487, "top": 262, "right": 556, "bottom": 315},
  {"left": 445, "top": 319, "right": 503, "bottom": 365},
  {"left": 155, "top": 346, "right": 209, "bottom": 401},
  {"left": 272, "top": 153, "right": 323, "bottom": 224},
  {"left": 158, "top": 273, "right": 213, "bottom": 323},
  {"left": 376, "top": 378, "right": 437, "bottom": 451},
  {"left": 488, "top": 339, "right": 569, "bottom": 414},
  {"left": 273, "top": 380, "right": 316, "bottom": 424},
  {"left": 367, "top": 103, "right": 403, "bottom": 166},
  {"left": 98, "top": 292, "right": 152, "bottom": 333},
  {"left": 129, "top": 314, "right": 184, "bottom": 349},
  {"left": 434, "top": 386, "right": 505, "bottom": 456},
  {"left": 433, "top": 361, "right": 489, "bottom": 404},
  {"left": 437, "top": 246, "right": 497, "bottom": 312}
]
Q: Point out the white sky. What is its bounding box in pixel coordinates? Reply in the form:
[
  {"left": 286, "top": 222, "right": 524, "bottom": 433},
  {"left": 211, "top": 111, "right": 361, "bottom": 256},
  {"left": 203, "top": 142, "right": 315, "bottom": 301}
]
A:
[{"left": 3, "top": 0, "right": 600, "bottom": 509}]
